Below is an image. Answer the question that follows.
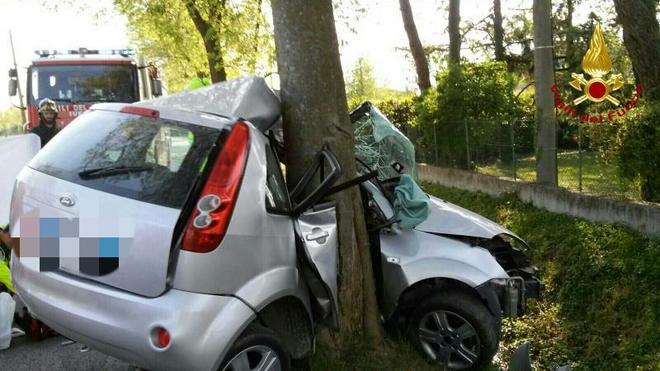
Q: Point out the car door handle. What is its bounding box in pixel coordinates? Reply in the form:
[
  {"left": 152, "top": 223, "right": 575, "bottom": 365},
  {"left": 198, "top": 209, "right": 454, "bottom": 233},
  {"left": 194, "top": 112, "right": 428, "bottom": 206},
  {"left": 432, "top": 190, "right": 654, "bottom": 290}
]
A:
[{"left": 305, "top": 228, "right": 329, "bottom": 243}]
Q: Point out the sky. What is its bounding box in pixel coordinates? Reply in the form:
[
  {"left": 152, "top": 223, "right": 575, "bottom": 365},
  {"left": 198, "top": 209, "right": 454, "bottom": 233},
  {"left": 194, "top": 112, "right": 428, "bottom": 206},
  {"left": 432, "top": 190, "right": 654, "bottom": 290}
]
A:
[
  {"left": 0, "top": 0, "right": 129, "bottom": 110},
  {"left": 0, "top": 0, "right": 599, "bottom": 111}
]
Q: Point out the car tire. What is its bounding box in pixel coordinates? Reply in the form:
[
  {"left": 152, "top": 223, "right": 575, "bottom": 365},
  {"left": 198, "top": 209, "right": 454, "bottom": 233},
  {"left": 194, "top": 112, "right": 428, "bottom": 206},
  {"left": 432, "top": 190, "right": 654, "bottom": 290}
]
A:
[
  {"left": 220, "top": 324, "right": 290, "bottom": 371},
  {"left": 407, "top": 290, "right": 499, "bottom": 371}
]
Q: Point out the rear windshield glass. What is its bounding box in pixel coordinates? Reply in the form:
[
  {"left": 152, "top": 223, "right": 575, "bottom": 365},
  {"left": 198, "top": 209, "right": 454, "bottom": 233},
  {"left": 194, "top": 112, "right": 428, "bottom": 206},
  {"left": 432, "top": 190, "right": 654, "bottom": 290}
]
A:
[{"left": 29, "top": 110, "right": 223, "bottom": 209}]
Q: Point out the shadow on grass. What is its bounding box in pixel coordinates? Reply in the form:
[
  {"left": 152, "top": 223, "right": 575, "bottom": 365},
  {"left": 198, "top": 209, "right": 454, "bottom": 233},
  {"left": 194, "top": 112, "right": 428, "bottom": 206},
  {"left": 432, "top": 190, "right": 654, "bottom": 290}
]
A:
[{"left": 310, "top": 333, "right": 442, "bottom": 371}]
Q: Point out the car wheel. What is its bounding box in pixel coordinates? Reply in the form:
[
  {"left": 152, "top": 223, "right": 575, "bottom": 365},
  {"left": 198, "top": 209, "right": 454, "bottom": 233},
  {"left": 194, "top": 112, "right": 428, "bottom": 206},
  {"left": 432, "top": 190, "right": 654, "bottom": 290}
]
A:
[
  {"left": 407, "top": 290, "right": 499, "bottom": 370},
  {"left": 220, "top": 324, "right": 290, "bottom": 371}
]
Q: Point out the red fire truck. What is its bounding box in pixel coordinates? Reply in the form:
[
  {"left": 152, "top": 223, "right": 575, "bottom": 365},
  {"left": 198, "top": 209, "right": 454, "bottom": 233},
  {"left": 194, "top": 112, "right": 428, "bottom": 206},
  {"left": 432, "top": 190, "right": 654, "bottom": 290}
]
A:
[{"left": 8, "top": 48, "right": 164, "bottom": 130}]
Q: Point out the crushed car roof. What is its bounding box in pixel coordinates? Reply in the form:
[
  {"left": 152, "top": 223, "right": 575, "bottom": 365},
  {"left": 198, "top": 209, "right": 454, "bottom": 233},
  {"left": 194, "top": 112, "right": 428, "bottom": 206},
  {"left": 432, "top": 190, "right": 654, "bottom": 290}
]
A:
[{"left": 144, "top": 76, "right": 281, "bottom": 132}]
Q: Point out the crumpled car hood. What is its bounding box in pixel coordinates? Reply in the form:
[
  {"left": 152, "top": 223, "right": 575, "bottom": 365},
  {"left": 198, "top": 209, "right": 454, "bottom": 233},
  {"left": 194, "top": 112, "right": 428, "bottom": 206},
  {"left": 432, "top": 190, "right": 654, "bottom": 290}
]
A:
[{"left": 415, "top": 195, "right": 523, "bottom": 241}]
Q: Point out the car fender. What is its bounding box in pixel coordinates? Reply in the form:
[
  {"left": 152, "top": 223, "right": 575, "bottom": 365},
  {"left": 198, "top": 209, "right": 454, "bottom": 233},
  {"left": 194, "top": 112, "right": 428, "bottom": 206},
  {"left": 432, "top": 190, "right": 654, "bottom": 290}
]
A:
[
  {"left": 380, "top": 228, "right": 508, "bottom": 320},
  {"left": 234, "top": 266, "right": 313, "bottom": 323}
]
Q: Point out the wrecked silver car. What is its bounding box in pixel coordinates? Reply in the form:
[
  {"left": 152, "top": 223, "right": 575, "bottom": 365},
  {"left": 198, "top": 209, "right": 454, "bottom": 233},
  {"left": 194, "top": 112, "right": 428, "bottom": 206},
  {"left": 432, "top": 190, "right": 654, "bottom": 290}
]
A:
[
  {"left": 9, "top": 77, "right": 541, "bottom": 371},
  {"left": 351, "top": 102, "right": 542, "bottom": 369}
]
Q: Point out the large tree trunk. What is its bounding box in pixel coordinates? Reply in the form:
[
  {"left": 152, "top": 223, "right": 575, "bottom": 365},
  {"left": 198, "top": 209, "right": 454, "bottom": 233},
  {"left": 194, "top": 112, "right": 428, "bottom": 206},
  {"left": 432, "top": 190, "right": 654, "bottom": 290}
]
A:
[
  {"left": 533, "top": 0, "right": 558, "bottom": 186},
  {"left": 613, "top": 0, "right": 660, "bottom": 101},
  {"left": 185, "top": 0, "right": 228, "bottom": 83},
  {"left": 271, "top": 0, "right": 383, "bottom": 349},
  {"left": 399, "top": 0, "right": 431, "bottom": 92},
  {"left": 448, "top": 0, "right": 461, "bottom": 64},
  {"left": 493, "top": 0, "right": 505, "bottom": 61}
]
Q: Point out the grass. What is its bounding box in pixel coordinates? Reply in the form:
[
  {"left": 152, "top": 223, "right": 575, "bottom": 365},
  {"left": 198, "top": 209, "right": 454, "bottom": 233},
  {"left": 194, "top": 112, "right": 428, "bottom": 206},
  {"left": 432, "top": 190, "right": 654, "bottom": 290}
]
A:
[
  {"left": 311, "top": 183, "right": 660, "bottom": 370},
  {"left": 476, "top": 151, "right": 640, "bottom": 201},
  {"left": 423, "top": 183, "right": 660, "bottom": 370},
  {"left": 311, "top": 336, "right": 440, "bottom": 371}
]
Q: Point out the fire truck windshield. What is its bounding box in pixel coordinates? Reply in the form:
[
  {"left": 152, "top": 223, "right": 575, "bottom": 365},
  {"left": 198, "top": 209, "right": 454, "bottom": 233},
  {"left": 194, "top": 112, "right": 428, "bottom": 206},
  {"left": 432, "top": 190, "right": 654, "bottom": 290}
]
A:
[{"left": 29, "top": 64, "right": 138, "bottom": 104}]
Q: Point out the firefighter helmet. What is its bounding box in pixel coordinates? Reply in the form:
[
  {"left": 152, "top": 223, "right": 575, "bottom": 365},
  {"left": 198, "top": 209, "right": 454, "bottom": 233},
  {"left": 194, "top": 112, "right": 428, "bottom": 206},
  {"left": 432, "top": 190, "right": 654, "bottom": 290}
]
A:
[
  {"left": 38, "top": 98, "right": 57, "bottom": 114},
  {"left": 38, "top": 98, "right": 58, "bottom": 124}
]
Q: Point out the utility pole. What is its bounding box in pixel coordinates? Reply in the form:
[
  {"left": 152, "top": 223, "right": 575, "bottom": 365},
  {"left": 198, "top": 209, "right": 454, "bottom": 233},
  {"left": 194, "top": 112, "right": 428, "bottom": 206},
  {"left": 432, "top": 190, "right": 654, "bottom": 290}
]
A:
[
  {"left": 533, "top": 0, "right": 558, "bottom": 186},
  {"left": 9, "top": 30, "right": 27, "bottom": 126}
]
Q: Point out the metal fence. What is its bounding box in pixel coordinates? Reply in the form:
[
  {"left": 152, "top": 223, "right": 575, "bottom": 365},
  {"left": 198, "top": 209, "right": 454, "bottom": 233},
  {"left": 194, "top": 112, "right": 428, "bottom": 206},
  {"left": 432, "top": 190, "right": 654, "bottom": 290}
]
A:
[{"left": 415, "top": 117, "right": 639, "bottom": 201}]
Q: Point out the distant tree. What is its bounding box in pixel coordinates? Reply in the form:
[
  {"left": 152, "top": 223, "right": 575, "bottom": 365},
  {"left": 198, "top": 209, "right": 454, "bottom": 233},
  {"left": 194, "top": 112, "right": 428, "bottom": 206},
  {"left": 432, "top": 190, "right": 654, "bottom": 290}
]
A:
[
  {"left": 448, "top": 0, "right": 461, "bottom": 64},
  {"left": 564, "top": 0, "right": 577, "bottom": 70},
  {"left": 183, "top": 0, "right": 228, "bottom": 83},
  {"left": 617, "top": 102, "right": 660, "bottom": 202},
  {"left": 463, "top": 2, "right": 533, "bottom": 73},
  {"left": 113, "top": 0, "right": 273, "bottom": 91},
  {"left": 398, "top": 0, "right": 431, "bottom": 92},
  {"left": 416, "top": 62, "right": 521, "bottom": 167},
  {"left": 493, "top": 0, "right": 505, "bottom": 61},
  {"left": 612, "top": 0, "right": 660, "bottom": 101},
  {"left": 0, "top": 108, "right": 23, "bottom": 136},
  {"left": 346, "top": 57, "right": 378, "bottom": 105}
]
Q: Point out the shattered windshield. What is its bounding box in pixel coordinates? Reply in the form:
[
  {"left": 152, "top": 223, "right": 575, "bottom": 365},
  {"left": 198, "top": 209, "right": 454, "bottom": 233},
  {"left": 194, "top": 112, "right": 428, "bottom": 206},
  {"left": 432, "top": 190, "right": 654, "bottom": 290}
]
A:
[{"left": 351, "top": 102, "right": 416, "bottom": 180}]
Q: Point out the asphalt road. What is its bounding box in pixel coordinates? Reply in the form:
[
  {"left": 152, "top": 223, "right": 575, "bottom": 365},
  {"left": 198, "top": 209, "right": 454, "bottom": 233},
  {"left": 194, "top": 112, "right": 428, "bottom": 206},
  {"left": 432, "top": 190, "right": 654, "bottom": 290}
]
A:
[{"left": 0, "top": 334, "right": 133, "bottom": 371}]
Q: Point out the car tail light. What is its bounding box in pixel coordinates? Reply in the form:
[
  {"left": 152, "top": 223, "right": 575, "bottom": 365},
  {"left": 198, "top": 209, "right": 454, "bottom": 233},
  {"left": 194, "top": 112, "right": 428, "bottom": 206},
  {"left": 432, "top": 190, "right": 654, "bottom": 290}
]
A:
[
  {"left": 120, "top": 106, "right": 160, "bottom": 118},
  {"left": 181, "top": 122, "right": 250, "bottom": 253},
  {"left": 152, "top": 327, "right": 170, "bottom": 348}
]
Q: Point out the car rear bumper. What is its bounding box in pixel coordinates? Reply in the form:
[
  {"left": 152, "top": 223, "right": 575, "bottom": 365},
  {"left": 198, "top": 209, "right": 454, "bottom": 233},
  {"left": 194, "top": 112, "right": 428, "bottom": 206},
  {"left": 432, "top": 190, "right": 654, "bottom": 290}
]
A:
[{"left": 12, "top": 255, "right": 256, "bottom": 371}]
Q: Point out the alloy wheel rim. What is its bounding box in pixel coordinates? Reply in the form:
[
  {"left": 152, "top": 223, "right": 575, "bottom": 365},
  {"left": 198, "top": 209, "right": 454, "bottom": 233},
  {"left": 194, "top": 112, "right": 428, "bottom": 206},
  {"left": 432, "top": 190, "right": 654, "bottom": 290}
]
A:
[
  {"left": 417, "top": 310, "right": 481, "bottom": 369},
  {"left": 223, "top": 345, "right": 281, "bottom": 371}
]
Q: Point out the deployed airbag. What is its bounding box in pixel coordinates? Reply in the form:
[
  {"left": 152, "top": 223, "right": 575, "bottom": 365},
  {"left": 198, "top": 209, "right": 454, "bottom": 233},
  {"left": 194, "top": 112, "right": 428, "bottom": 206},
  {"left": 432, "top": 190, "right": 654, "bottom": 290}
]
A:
[{"left": 393, "top": 175, "right": 429, "bottom": 229}]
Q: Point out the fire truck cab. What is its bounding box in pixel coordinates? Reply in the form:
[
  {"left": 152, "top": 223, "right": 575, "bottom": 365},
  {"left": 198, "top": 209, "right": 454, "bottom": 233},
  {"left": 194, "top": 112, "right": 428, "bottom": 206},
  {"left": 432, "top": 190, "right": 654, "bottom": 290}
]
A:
[{"left": 8, "top": 48, "right": 164, "bottom": 130}]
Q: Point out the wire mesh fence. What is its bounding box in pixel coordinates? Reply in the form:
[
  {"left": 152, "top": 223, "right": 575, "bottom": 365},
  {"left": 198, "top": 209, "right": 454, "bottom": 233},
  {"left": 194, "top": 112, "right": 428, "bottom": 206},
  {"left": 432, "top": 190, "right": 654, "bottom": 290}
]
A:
[{"left": 415, "top": 117, "right": 640, "bottom": 201}]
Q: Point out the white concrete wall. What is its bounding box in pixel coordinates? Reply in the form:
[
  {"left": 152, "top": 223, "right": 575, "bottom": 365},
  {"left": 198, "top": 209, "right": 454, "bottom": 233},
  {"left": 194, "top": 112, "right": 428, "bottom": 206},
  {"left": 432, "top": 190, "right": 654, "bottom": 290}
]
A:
[{"left": 418, "top": 164, "right": 660, "bottom": 236}]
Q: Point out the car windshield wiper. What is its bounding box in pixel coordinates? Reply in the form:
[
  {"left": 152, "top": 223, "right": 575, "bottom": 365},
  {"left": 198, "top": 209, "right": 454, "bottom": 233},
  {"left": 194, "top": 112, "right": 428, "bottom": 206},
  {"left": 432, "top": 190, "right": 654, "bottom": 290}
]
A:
[{"left": 78, "top": 165, "right": 154, "bottom": 180}]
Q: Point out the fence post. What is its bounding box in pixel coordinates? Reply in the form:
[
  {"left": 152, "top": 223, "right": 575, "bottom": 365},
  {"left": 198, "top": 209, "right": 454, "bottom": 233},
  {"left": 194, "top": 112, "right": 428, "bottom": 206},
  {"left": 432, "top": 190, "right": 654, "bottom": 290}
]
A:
[
  {"left": 578, "top": 122, "right": 583, "bottom": 192},
  {"left": 464, "top": 119, "right": 471, "bottom": 170},
  {"left": 511, "top": 118, "right": 517, "bottom": 181},
  {"left": 433, "top": 120, "right": 439, "bottom": 164}
]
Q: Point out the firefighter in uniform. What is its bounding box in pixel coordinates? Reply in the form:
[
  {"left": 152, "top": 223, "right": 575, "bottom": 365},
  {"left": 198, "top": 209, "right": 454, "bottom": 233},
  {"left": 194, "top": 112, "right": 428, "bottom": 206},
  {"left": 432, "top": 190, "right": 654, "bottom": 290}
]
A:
[{"left": 31, "top": 98, "right": 60, "bottom": 147}]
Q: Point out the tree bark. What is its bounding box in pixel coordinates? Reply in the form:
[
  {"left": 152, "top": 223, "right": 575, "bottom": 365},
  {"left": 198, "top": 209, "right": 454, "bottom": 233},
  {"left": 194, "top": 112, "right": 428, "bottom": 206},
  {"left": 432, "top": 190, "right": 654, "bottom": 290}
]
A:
[
  {"left": 613, "top": 0, "right": 660, "bottom": 101},
  {"left": 185, "top": 0, "right": 228, "bottom": 83},
  {"left": 448, "top": 0, "right": 461, "bottom": 64},
  {"left": 533, "top": 0, "right": 558, "bottom": 186},
  {"left": 564, "top": 0, "right": 577, "bottom": 69},
  {"left": 398, "top": 0, "right": 431, "bottom": 92},
  {"left": 493, "top": 0, "right": 505, "bottom": 61},
  {"left": 271, "top": 0, "right": 383, "bottom": 349},
  {"left": 249, "top": 0, "right": 264, "bottom": 72}
]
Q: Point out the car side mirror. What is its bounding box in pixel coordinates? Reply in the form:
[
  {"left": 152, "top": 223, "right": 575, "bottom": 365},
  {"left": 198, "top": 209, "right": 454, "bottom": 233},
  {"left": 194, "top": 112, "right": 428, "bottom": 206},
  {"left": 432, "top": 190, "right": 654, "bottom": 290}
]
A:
[
  {"left": 151, "top": 79, "right": 163, "bottom": 97},
  {"left": 8, "top": 78, "right": 17, "bottom": 97},
  {"left": 290, "top": 145, "right": 342, "bottom": 216}
]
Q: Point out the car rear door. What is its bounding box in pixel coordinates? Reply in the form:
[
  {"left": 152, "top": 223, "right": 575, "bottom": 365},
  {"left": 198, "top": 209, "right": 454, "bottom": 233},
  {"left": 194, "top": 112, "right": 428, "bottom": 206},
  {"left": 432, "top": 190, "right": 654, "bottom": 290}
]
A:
[
  {"left": 286, "top": 144, "right": 342, "bottom": 328},
  {"left": 10, "top": 108, "right": 225, "bottom": 297},
  {"left": 295, "top": 203, "right": 339, "bottom": 328}
]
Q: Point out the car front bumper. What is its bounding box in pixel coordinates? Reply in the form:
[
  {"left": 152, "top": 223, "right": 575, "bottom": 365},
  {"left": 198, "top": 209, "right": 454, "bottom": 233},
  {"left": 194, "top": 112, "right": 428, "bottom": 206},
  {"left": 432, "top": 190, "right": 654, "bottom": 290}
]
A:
[
  {"left": 12, "top": 254, "right": 256, "bottom": 371},
  {"left": 477, "top": 271, "right": 544, "bottom": 318}
]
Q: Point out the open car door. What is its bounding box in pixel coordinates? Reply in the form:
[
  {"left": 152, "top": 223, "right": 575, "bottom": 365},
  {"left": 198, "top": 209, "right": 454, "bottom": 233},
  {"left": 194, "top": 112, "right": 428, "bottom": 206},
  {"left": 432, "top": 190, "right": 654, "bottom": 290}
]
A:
[{"left": 288, "top": 145, "right": 342, "bottom": 328}]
